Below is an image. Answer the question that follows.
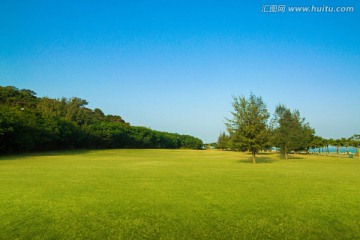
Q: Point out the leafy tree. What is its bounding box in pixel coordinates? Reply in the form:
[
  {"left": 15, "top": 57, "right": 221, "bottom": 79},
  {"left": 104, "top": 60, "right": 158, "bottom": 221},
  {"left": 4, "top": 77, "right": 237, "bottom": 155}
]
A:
[
  {"left": 320, "top": 138, "right": 327, "bottom": 153},
  {"left": 272, "top": 105, "right": 314, "bottom": 159},
  {"left": 341, "top": 138, "right": 351, "bottom": 154},
  {"left": 310, "top": 136, "right": 325, "bottom": 154},
  {"left": 350, "top": 134, "right": 360, "bottom": 147},
  {"left": 327, "top": 138, "right": 335, "bottom": 154},
  {"left": 217, "top": 132, "right": 229, "bottom": 150},
  {"left": 93, "top": 108, "right": 105, "bottom": 121},
  {"left": 298, "top": 123, "right": 315, "bottom": 153},
  {"left": 350, "top": 134, "right": 360, "bottom": 157},
  {"left": 104, "top": 114, "right": 127, "bottom": 124},
  {"left": 338, "top": 138, "right": 347, "bottom": 154},
  {"left": 334, "top": 139, "right": 342, "bottom": 154},
  {"left": 0, "top": 86, "right": 38, "bottom": 108},
  {"left": 225, "top": 94, "right": 270, "bottom": 164},
  {"left": 183, "top": 135, "right": 203, "bottom": 149}
]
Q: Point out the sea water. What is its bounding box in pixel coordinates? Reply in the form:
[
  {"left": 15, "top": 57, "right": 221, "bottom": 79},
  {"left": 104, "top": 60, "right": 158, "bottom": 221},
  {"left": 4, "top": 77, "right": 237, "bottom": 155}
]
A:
[{"left": 309, "top": 146, "right": 358, "bottom": 154}]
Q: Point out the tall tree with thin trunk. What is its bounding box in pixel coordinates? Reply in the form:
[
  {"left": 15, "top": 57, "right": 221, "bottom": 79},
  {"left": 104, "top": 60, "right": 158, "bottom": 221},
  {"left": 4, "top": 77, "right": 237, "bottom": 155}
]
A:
[
  {"left": 272, "top": 105, "right": 314, "bottom": 159},
  {"left": 225, "top": 94, "right": 270, "bottom": 164},
  {"left": 310, "top": 136, "right": 324, "bottom": 154},
  {"left": 350, "top": 134, "right": 360, "bottom": 158},
  {"left": 341, "top": 138, "right": 350, "bottom": 154},
  {"left": 328, "top": 138, "right": 335, "bottom": 154},
  {"left": 334, "top": 139, "right": 341, "bottom": 154}
]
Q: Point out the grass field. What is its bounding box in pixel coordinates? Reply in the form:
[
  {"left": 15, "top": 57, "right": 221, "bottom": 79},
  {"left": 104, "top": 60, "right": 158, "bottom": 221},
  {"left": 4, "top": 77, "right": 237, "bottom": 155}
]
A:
[{"left": 0, "top": 149, "right": 359, "bottom": 239}]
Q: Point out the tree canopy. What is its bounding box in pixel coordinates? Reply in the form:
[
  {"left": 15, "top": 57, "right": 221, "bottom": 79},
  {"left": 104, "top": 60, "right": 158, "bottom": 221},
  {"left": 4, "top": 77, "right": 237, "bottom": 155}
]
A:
[
  {"left": 225, "top": 94, "right": 270, "bottom": 163},
  {"left": 271, "top": 105, "right": 314, "bottom": 159}
]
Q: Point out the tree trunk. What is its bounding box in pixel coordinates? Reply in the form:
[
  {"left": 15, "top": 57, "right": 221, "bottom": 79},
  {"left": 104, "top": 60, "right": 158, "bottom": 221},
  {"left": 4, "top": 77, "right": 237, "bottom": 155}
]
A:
[
  {"left": 252, "top": 152, "right": 256, "bottom": 164},
  {"left": 285, "top": 145, "right": 288, "bottom": 159}
]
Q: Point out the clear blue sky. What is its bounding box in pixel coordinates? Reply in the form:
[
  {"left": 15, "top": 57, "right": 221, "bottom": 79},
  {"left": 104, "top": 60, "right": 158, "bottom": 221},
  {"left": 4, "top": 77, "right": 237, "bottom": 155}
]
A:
[{"left": 1, "top": 0, "right": 359, "bottom": 143}]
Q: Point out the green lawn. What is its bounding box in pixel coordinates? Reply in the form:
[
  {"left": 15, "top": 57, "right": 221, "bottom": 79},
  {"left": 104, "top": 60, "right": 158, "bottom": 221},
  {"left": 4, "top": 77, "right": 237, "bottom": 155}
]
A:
[{"left": 0, "top": 149, "right": 359, "bottom": 239}]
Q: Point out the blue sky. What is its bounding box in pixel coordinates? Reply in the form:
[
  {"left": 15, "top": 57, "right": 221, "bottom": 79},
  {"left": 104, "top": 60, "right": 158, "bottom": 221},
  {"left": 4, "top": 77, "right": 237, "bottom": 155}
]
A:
[{"left": 1, "top": 0, "right": 359, "bottom": 143}]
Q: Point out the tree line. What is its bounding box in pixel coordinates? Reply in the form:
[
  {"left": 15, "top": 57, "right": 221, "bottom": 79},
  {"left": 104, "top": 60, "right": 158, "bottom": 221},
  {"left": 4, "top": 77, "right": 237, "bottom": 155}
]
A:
[
  {"left": 0, "top": 86, "right": 203, "bottom": 154},
  {"left": 308, "top": 135, "right": 360, "bottom": 155},
  {"left": 216, "top": 94, "right": 359, "bottom": 163}
]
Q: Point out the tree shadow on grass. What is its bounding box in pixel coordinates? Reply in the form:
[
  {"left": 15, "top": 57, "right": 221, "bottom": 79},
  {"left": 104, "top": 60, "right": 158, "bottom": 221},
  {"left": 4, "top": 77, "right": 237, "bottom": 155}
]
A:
[
  {"left": 0, "top": 149, "right": 91, "bottom": 161},
  {"left": 279, "top": 154, "right": 306, "bottom": 160},
  {"left": 237, "top": 157, "right": 275, "bottom": 164},
  {"left": 236, "top": 153, "right": 306, "bottom": 164},
  {"left": 286, "top": 156, "right": 304, "bottom": 160}
]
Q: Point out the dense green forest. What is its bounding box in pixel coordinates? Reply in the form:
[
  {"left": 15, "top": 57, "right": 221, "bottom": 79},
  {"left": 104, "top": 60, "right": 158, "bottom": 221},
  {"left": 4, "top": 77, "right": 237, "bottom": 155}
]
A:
[{"left": 0, "top": 86, "right": 203, "bottom": 154}]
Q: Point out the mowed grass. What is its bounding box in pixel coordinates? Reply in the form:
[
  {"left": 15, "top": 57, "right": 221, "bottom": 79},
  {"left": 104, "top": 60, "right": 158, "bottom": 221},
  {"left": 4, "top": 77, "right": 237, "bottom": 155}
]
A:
[{"left": 0, "top": 149, "right": 359, "bottom": 239}]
